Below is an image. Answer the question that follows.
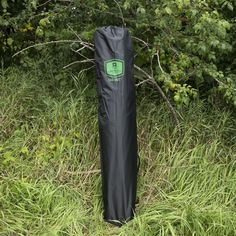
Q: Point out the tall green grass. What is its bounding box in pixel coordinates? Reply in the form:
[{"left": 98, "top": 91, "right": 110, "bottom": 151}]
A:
[{"left": 0, "top": 67, "right": 236, "bottom": 235}]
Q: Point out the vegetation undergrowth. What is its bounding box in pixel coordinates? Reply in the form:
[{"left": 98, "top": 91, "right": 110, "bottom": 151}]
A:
[{"left": 0, "top": 67, "right": 236, "bottom": 235}]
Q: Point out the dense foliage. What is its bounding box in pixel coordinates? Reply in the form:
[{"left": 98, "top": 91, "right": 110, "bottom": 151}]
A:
[{"left": 1, "top": 0, "right": 236, "bottom": 106}]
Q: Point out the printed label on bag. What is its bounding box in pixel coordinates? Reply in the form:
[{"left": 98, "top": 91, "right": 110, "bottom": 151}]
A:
[{"left": 104, "top": 59, "right": 124, "bottom": 81}]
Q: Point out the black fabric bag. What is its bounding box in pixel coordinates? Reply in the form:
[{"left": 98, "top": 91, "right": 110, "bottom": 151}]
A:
[{"left": 94, "top": 26, "right": 138, "bottom": 226}]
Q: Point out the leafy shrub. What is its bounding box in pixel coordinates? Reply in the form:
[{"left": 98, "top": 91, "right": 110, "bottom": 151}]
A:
[{"left": 1, "top": 0, "right": 236, "bottom": 107}]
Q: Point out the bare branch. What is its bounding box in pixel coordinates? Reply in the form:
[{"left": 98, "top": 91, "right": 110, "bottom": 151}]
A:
[
  {"left": 75, "top": 46, "right": 86, "bottom": 53},
  {"left": 214, "top": 77, "right": 236, "bottom": 91},
  {"left": 156, "top": 50, "right": 165, "bottom": 74},
  {"left": 132, "top": 36, "right": 149, "bottom": 48},
  {"left": 70, "top": 43, "right": 92, "bottom": 61},
  {"left": 63, "top": 59, "right": 95, "bottom": 69},
  {"left": 57, "top": 0, "right": 73, "bottom": 2},
  {"left": 136, "top": 78, "right": 152, "bottom": 87},
  {"left": 77, "top": 65, "right": 95, "bottom": 77},
  {"left": 156, "top": 50, "right": 183, "bottom": 122},
  {"left": 113, "top": 0, "right": 126, "bottom": 26},
  {"left": 13, "top": 32, "right": 94, "bottom": 58},
  {"left": 12, "top": 40, "right": 80, "bottom": 57},
  {"left": 67, "top": 25, "right": 94, "bottom": 48},
  {"left": 37, "top": 0, "right": 52, "bottom": 8},
  {"left": 134, "top": 64, "right": 182, "bottom": 125}
]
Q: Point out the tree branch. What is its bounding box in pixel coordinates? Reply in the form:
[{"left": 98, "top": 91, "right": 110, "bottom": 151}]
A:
[
  {"left": 12, "top": 40, "right": 80, "bottom": 57},
  {"left": 37, "top": 0, "right": 52, "bottom": 8},
  {"left": 113, "top": 0, "right": 126, "bottom": 26},
  {"left": 63, "top": 59, "right": 95, "bottom": 69},
  {"left": 156, "top": 50, "right": 165, "bottom": 74},
  {"left": 134, "top": 64, "right": 182, "bottom": 125}
]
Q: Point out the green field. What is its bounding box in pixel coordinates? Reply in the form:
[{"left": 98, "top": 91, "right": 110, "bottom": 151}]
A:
[{"left": 0, "top": 68, "right": 236, "bottom": 235}]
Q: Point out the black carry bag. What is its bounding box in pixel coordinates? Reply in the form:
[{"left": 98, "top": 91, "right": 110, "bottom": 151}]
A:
[{"left": 94, "top": 26, "right": 138, "bottom": 226}]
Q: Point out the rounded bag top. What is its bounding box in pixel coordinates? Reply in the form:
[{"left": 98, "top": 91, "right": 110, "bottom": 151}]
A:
[{"left": 95, "top": 26, "right": 128, "bottom": 40}]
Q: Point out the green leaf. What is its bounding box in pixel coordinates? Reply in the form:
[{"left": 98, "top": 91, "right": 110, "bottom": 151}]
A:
[
  {"left": 31, "top": 0, "right": 37, "bottom": 9},
  {"left": 165, "top": 7, "right": 172, "bottom": 15},
  {"left": 7, "top": 37, "right": 13, "bottom": 46},
  {"left": 1, "top": 0, "right": 8, "bottom": 9},
  {"left": 39, "top": 17, "right": 50, "bottom": 27},
  {"left": 3, "top": 151, "right": 15, "bottom": 164},
  {"left": 155, "top": 8, "right": 159, "bottom": 15},
  {"left": 137, "top": 7, "right": 146, "bottom": 14},
  {"left": 123, "top": 0, "right": 130, "bottom": 10},
  {"left": 174, "top": 94, "right": 180, "bottom": 103},
  {"left": 227, "top": 2, "right": 233, "bottom": 11},
  {"left": 36, "top": 27, "right": 44, "bottom": 37},
  {"left": 21, "top": 146, "right": 29, "bottom": 156}
]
